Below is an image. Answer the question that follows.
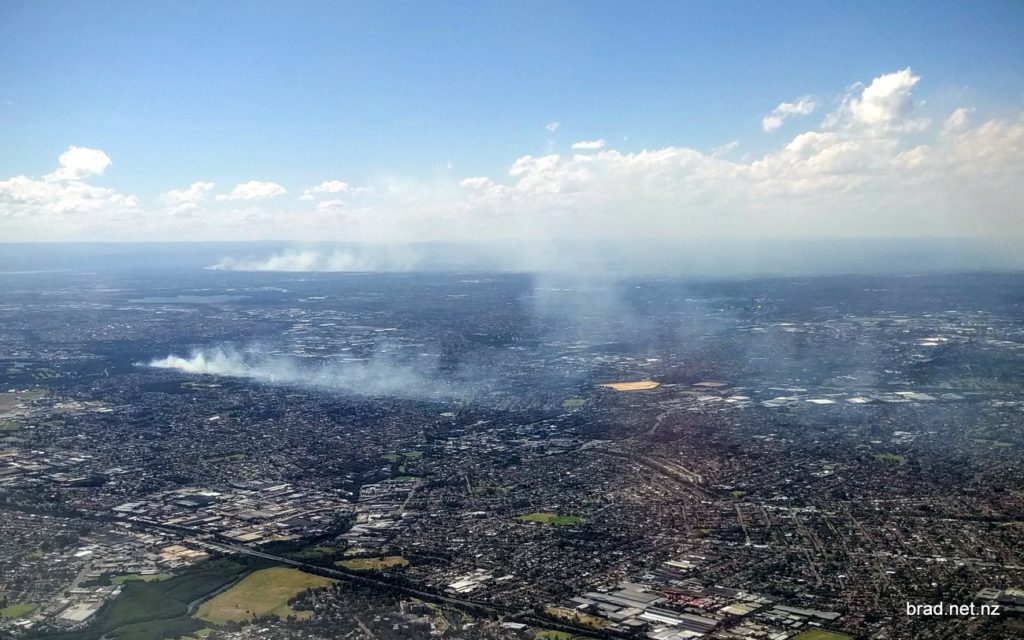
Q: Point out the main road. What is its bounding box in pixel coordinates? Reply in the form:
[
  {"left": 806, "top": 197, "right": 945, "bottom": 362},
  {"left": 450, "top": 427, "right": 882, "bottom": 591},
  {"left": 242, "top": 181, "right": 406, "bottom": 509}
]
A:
[{"left": 109, "top": 513, "right": 624, "bottom": 638}]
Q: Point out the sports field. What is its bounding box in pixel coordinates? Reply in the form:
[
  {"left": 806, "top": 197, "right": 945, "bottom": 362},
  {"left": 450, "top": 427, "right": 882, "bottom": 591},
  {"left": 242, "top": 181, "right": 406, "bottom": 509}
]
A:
[
  {"left": 336, "top": 556, "right": 409, "bottom": 571},
  {"left": 516, "top": 512, "right": 585, "bottom": 526},
  {"left": 0, "top": 603, "right": 36, "bottom": 619},
  {"left": 599, "top": 381, "right": 660, "bottom": 391},
  {"left": 195, "top": 567, "right": 335, "bottom": 625},
  {"left": 110, "top": 573, "right": 171, "bottom": 584},
  {"left": 793, "top": 630, "right": 852, "bottom": 640}
]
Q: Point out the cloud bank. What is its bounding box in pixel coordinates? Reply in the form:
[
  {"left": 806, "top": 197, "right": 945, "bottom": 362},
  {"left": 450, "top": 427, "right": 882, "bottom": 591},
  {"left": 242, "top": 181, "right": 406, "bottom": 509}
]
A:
[{"left": 3, "top": 68, "right": 1023, "bottom": 266}]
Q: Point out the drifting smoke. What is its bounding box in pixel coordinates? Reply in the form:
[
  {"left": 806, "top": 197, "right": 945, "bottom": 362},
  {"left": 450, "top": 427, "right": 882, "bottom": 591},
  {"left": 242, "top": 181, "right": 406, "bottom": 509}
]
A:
[
  {"left": 208, "top": 248, "right": 421, "bottom": 272},
  {"left": 141, "top": 345, "right": 467, "bottom": 400}
]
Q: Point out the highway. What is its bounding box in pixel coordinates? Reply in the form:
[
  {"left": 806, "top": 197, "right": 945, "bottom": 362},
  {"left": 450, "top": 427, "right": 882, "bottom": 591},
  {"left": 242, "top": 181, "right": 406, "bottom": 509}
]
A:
[{"left": 197, "top": 539, "right": 622, "bottom": 639}]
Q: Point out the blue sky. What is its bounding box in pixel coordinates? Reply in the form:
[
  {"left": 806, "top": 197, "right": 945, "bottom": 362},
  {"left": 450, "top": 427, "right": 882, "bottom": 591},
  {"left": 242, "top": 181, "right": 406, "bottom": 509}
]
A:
[
  {"left": 1, "top": 1, "right": 1023, "bottom": 249},
  {"left": 3, "top": 1, "right": 1023, "bottom": 193}
]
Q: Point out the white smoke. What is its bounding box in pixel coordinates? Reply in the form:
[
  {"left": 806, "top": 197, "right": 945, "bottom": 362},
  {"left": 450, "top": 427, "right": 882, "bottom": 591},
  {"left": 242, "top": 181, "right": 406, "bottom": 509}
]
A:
[
  {"left": 141, "top": 346, "right": 463, "bottom": 399},
  {"left": 207, "top": 248, "right": 420, "bottom": 272},
  {"left": 146, "top": 348, "right": 266, "bottom": 379}
]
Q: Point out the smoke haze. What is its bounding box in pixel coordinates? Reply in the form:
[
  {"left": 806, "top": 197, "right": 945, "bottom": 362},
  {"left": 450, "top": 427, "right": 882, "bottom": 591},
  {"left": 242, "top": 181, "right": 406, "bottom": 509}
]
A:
[
  {"left": 208, "top": 248, "right": 422, "bottom": 272},
  {"left": 142, "top": 346, "right": 467, "bottom": 400}
]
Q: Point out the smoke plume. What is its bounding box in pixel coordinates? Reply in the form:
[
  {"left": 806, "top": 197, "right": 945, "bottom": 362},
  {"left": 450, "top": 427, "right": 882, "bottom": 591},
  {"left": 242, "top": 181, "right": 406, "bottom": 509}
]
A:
[
  {"left": 208, "top": 248, "right": 421, "bottom": 272},
  {"left": 141, "top": 345, "right": 465, "bottom": 400}
]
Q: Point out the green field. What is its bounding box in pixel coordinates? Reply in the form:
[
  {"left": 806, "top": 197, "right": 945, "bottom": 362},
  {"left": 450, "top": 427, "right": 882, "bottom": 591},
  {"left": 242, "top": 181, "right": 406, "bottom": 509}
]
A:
[
  {"left": 195, "top": 567, "right": 335, "bottom": 625},
  {"left": 543, "top": 605, "right": 607, "bottom": 629},
  {"left": 516, "top": 512, "right": 585, "bottom": 526},
  {"left": 562, "top": 397, "right": 586, "bottom": 409},
  {"left": 384, "top": 450, "right": 423, "bottom": 462},
  {"left": 973, "top": 438, "right": 1013, "bottom": 448},
  {"left": 286, "top": 545, "right": 339, "bottom": 560},
  {"left": 1, "top": 603, "right": 36, "bottom": 619},
  {"left": 874, "top": 453, "right": 906, "bottom": 464},
  {"left": 111, "top": 574, "right": 172, "bottom": 585},
  {"left": 536, "top": 631, "right": 590, "bottom": 640},
  {"left": 793, "top": 630, "right": 852, "bottom": 640},
  {"left": 27, "top": 557, "right": 259, "bottom": 640},
  {"left": 200, "top": 452, "right": 245, "bottom": 463},
  {"left": 336, "top": 556, "right": 409, "bottom": 571}
]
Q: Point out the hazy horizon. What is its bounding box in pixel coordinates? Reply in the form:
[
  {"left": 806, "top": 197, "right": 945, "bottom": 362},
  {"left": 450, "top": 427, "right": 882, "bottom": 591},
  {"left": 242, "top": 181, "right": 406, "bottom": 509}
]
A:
[{"left": 0, "top": 237, "right": 1021, "bottom": 279}]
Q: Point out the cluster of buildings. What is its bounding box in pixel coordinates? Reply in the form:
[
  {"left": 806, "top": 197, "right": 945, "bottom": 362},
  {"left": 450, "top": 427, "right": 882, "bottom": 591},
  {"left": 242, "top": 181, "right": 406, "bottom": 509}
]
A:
[
  {"left": 1, "top": 272, "right": 1023, "bottom": 639},
  {"left": 550, "top": 554, "right": 848, "bottom": 640},
  {"left": 340, "top": 478, "right": 417, "bottom": 554},
  {"left": 112, "top": 481, "right": 354, "bottom": 546},
  {"left": 0, "top": 511, "right": 214, "bottom": 634}
]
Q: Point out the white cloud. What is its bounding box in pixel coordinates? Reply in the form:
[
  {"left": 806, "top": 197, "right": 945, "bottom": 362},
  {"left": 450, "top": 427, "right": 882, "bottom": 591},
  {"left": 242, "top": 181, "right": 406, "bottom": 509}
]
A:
[
  {"left": 460, "top": 176, "right": 494, "bottom": 189},
  {"left": 314, "top": 179, "right": 350, "bottom": 193},
  {"left": 0, "top": 147, "right": 139, "bottom": 239},
  {"left": 45, "top": 146, "right": 112, "bottom": 181},
  {"left": 545, "top": 121, "right": 561, "bottom": 133},
  {"left": 942, "top": 107, "right": 972, "bottom": 135},
  {"left": 711, "top": 140, "right": 740, "bottom": 157},
  {"left": 420, "top": 71, "right": 1020, "bottom": 243},
  {"left": 762, "top": 96, "right": 818, "bottom": 132},
  {"left": 2, "top": 70, "right": 1023, "bottom": 250},
  {"left": 301, "top": 179, "right": 350, "bottom": 199},
  {"left": 216, "top": 180, "right": 286, "bottom": 201},
  {"left": 571, "top": 139, "right": 606, "bottom": 151},
  {"left": 315, "top": 198, "right": 346, "bottom": 212},
  {"left": 844, "top": 67, "right": 928, "bottom": 132},
  {"left": 0, "top": 175, "right": 138, "bottom": 217},
  {"left": 160, "top": 181, "right": 215, "bottom": 214}
]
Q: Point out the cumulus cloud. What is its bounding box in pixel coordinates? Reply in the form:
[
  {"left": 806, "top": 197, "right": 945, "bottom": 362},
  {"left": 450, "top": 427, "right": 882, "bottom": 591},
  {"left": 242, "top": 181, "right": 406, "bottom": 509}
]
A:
[
  {"left": 762, "top": 96, "right": 818, "bottom": 132},
  {"left": 711, "top": 140, "right": 740, "bottom": 157},
  {"left": 216, "top": 180, "right": 286, "bottom": 201},
  {"left": 942, "top": 107, "right": 972, "bottom": 135},
  {"left": 545, "top": 121, "right": 561, "bottom": 133},
  {"left": 315, "top": 198, "right": 347, "bottom": 212},
  {"left": 300, "top": 179, "right": 350, "bottom": 200},
  {"left": 3, "top": 69, "right": 1023, "bottom": 255},
  {"left": 160, "top": 181, "right": 215, "bottom": 214},
  {"left": 419, "top": 68, "right": 1021, "bottom": 245},
  {"left": 840, "top": 67, "right": 929, "bottom": 133},
  {"left": 0, "top": 146, "right": 139, "bottom": 238},
  {"left": 460, "top": 176, "right": 494, "bottom": 189},
  {"left": 0, "top": 175, "right": 138, "bottom": 217},
  {"left": 45, "top": 146, "right": 112, "bottom": 181},
  {"left": 571, "top": 139, "right": 606, "bottom": 151},
  {"left": 207, "top": 248, "right": 421, "bottom": 272}
]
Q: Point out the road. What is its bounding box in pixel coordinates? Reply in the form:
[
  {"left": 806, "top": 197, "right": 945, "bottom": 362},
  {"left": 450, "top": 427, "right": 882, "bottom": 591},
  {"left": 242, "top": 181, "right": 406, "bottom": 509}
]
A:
[
  {"left": 104, "top": 512, "right": 623, "bottom": 639},
  {"left": 196, "top": 540, "right": 624, "bottom": 639}
]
